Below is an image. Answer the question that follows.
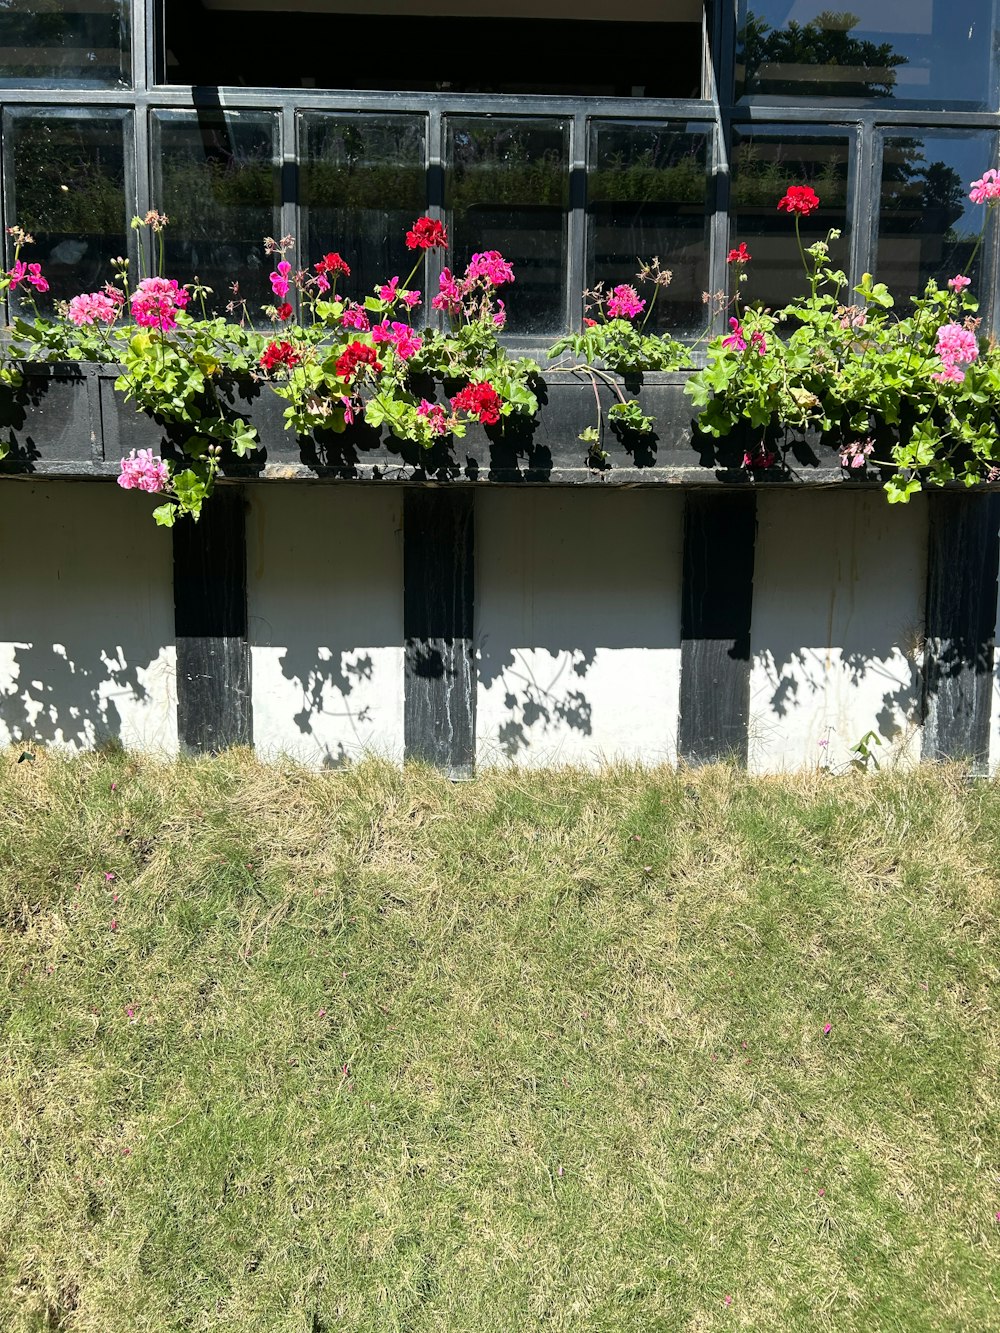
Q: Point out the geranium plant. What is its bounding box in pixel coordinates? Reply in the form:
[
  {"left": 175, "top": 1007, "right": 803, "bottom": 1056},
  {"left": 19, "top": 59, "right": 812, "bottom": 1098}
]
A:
[
  {"left": 548, "top": 259, "right": 691, "bottom": 455},
  {"left": 685, "top": 172, "right": 1000, "bottom": 500}
]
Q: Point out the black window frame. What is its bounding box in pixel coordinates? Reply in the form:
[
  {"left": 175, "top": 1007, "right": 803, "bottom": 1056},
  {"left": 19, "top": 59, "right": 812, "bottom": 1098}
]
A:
[{"left": 0, "top": 0, "right": 995, "bottom": 349}]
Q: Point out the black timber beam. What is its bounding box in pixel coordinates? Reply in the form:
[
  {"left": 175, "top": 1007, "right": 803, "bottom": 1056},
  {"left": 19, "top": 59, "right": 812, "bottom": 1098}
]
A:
[
  {"left": 403, "top": 489, "right": 476, "bottom": 778},
  {"left": 922, "top": 492, "right": 1000, "bottom": 772},
  {"left": 679, "top": 490, "right": 757, "bottom": 766},
  {"left": 172, "top": 486, "right": 252, "bottom": 753}
]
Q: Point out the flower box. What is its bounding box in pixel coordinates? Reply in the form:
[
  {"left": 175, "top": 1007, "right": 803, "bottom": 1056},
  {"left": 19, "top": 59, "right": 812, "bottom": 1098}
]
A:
[{"left": 0, "top": 363, "right": 854, "bottom": 488}]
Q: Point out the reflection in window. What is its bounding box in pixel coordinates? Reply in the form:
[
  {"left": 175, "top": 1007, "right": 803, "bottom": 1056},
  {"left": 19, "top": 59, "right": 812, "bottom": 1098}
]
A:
[
  {"left": 738, "top": 2, "right": 995, "bottom": 107},
  {"left": 877, "top": 131, "right": 997, "bottom": 299},
  {"left": 3, "top": 110, "right": 128, "bottom": 311},
  {"left": 730, "top": 131, "right": 851, "bottom": 310},
  {"left": 300, "top": 115, "right": 425, "bottom": 308},
  {"left": 588, "top": 123, "right": 710, "bottom": 334},
  {"left": 0, "top": 0, "right": 130, "bottom": 88},
  {"left": 446, "top": 118, "right": 568, "bottom": 336},
  {"left": 152, "top": 112, "right": 280, "bottom": 318}
]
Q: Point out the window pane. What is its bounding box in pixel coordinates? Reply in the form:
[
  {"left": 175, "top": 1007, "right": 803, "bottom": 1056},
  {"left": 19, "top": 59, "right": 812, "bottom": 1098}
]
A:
[
  {"left": 4, "top": 110, "right": 129, "bottom": 312},
  {"left": 446, "top": 118, "right": 568, "bottom": 336},
  {"left": 0, "top": 0, "right": 129, "bottom": 88},
  {"left": 300, "top": 115, "right": 425, "bottom": 308},
  {"left": 738, "top": 1, "right": 995, "bottom": 108},
  {"left": 152, "top": 111, "right": 280, "bottom": 319},
  {"left": 588, "top": 122, "right": 710, "bottom": 335},
  {"left": 730, "top": 130, "right": 852, "bottom": 310},
  {"left": 163, "top": 0, "right": 704, "bottom": 97},
  {"left": 877, "top": 131, "right": 997, "bottom": 299}
]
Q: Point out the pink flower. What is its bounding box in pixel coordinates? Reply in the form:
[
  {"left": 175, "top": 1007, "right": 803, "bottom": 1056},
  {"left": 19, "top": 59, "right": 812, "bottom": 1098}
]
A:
[
  {"left": 68, "top": 290, "right": 121, "bottom": 326},
  {"left": 606, "top": 284, "right": 645, "bottom": 320},
  {"left": 724, "top": 1295, "right": 732, "bottom": 1307},
  {"left": 823, "top": 1023, "right": 832, "bottom": 1035},
  {"left": 390, "top": 321, "right": 422, "bottom": 359},
  {"left": 969, "top": 169, "right": 1000, "bottom": 205},
  {"left": 110, "top": 919, "right": 118, "bottom": 931},
  {"left": 722, "top": 317, "right": 747, "bottom": 351},
  {"left": 130, "top": 277, "right": 189, "bottom": 331},
  {"left": 379, "top": 275, "right": 400, "bottom": 302},
  {"left": 417, "top": 399, "right": 448, "bottom": 436},
  {"left": 948, "top": 274, "right": 972, "bottom": 291},
  {"left": 269, "top": 259, "right": 292, "bottom": 299},
  {"left": 431, "top": 266, "right": 466, "bottom": 316},
  {"left": 117, "top": 448, "right": 169, "bottom": 494},
  {"left": 466, "top": 250, "right": 515, "bottom": 287},
  {"left": 104, "top": 871, "right": 115, "bottom": 882},
  {"left": 314, "top": 273, "right": 331, "bottom": 294},
  {"left": 400, "top": 289, "right": 421, "bottom": 309},
  {"left": 340, "top": 303, "right": 370, "bottom": 331},
  {"left": 932, "top": 321, "right": 979, "bottom": 383},
  {"left": 493, "top": 299, "right": 506, "bottom": 329},
  {"left": 8, "top": 260, "right": 48, "bottom": 293}
]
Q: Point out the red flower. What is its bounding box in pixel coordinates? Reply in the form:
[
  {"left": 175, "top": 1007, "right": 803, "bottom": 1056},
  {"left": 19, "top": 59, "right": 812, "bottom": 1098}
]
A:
[
  {"left": 583, "top": 317, "right": 598, "bottom": 327},
  {"left": 260, "top": 340, "right": 299, "bottom": 371},
  {"left": 777, "top": 186, "right": 820, "bottom": 216},
  {"left": 406, "top": 216, "right": 448, "bottom": 251},
  {"left": 727, "top": 242, "right": 752, "bottom": 264},
  {"left": 451, "top": 381, "right": 502, "bottom": 426},
  {"left": 335, "top": 340, "right": 382, "bottom": 381},
  {"left": 276, "top": 302, "right": 293, "bottom": 321},
  {"left": 315, "top": 252, "right": 350, "bottom": 276}
]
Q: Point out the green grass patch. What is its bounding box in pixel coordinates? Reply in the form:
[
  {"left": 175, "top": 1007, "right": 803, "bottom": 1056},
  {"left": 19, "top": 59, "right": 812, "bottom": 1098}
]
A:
[{"left": 0, "top": 750, "right": 997, "bottom": 1331}]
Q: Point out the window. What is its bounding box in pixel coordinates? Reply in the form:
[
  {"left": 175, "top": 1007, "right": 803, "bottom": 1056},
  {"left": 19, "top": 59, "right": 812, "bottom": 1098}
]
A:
[{"left": 0, "top": 3, "right": 996, "bottom": 342}]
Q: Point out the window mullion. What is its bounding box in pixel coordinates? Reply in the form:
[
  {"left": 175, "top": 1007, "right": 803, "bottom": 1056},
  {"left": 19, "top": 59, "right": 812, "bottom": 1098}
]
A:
[{"left": 567, "top": 111, "right": 587, "bottom": 333}]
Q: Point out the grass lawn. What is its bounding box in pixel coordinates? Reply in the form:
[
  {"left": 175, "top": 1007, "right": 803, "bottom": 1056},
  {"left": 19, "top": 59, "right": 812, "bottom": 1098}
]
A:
[{"left": 0, "top": 749, "right": 997, "bottom": 1332}]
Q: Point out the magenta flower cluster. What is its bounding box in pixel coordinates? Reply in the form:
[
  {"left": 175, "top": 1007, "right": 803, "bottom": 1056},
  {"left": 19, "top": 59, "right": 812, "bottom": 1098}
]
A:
[
  {"left": 378, "top": 275, "right": 421, "bottom": 309},
  {"left": 117, "top": 448, "right": 169, "bottom": 493},
  {"left": 722, "top": 317, "right": 767, "bottom": 354},
  {"left": 67, "top": 287, "right": 124, "bottom": 326},
  {"left": 606, "top": 284, "right": 645, "bottom": 320},
  {"left": 932, "top": 322, "right": 979, "bottom": 384},
  {"left": 130, "top": 277, "right": 189, "bottom": 332},
  {"left": 8, "top": 260, "right": 48, "bottom": 293},
  {"left": 417, "top": 398, "right": 449, "bottom": 436},
  {"left": 371, "top": 319, "right": 423, "bottom": 360},
  {"left": 432, "top": 250, "right": 514, "bottom": 319},
  {"left": 969, "top": 170, "right": 1000, "bottom": 205}
]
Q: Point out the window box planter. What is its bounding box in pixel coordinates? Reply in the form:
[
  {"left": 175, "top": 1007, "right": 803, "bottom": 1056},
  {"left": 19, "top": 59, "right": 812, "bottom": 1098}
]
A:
[{"left": 0, "top": 362, "right": 859, "bottom": 488}]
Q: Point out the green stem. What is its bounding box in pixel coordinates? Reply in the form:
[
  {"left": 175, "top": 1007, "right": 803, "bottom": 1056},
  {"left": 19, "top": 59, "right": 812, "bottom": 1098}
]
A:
[{"left": 639, "top": 281, "right": 660, "bottom": 332}]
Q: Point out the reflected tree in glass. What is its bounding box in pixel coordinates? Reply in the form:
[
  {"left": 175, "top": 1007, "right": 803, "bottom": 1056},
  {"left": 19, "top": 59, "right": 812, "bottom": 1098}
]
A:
[
  {"left": 152, "top": 111, "right": 280, "bottom": 319},
  {"left": 588, "top": 123, "right": 709, "bottom": 334},
  {"left": 0, "top": 0, "right": 130, "bottom": 88},
  {"left": 300, "top": 115, "right": 425, "bottom": 308},
  {"left": 446, "top": 118, "right": 568, "bottom": 336},
  {"left": 738, "top": 2, "right": 995, "bottom": 108},
  {"left": 730, "top": 131, "right": 852, "bottom": 310},
  {"left": 878, "top": 131, "right": 997, "bottom": 299},
  {"left": 4, "top": 110, "right": 129, "bottom": 311}
]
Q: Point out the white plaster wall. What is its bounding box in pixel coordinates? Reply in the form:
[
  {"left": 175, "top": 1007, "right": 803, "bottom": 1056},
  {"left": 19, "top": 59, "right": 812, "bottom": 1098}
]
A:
[
  {"left": 749, "top": 491, "right": 926, "bottom": 774},
  {"left": 475, "top": 489, "right": 683, "bottom": 767},
  {"left": 246, "top": 486, "right": 404, "bottom": 766},
  {"left": 0, "top": 481, "right": 177, "bottom": 753}
]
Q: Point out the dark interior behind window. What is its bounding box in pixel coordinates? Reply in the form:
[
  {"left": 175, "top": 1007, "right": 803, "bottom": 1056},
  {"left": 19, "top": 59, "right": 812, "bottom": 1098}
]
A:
[{"left": 162, "top": 0, "right": 705, "bottom": 97}]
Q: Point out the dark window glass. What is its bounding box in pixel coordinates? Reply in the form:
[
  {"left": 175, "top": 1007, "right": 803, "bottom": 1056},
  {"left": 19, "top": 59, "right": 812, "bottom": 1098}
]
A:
[
  {"left": 152, "top": 111, "right": 280, "bottom": 319},
  {"left": 730, "top": 130, "right": 852, "bottom": 310},
  {"left": 162, "top": 0, "right": 704, "bottom": 97},
  {"left": 445, "top": 118, "right": 569, "bottom": 336},
  {"left": 0, "top": 0, "right": 129, "bottom": 88},
  {"left": 738, "top": 2, "right": 995, "bottom": 108},
  {"left": 877, "top": 131, "right": 998, "bottom": 298},
  {"left": 588, "top": 122, "right": 711, "bottom": 334},
  {"left": 3, "top": 110, "right": 129, "bottom": 311},
  {"left": 299, "top": 115, "right": 426, "bottom": 308}
]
